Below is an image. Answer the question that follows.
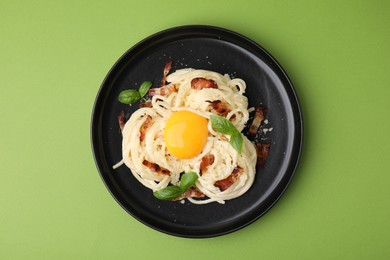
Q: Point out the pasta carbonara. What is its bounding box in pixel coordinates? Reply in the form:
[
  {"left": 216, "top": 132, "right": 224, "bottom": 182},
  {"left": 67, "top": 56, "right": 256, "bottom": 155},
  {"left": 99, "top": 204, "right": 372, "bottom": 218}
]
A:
[{"left": 117, "top": 66, "right": 257, "bottom": 204}]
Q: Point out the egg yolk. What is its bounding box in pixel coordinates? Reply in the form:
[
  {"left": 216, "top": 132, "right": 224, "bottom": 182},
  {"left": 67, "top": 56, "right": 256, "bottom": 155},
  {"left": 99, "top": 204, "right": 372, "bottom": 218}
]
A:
[{"left": 164, "top": 111, "right": 209, "bottom": 159}]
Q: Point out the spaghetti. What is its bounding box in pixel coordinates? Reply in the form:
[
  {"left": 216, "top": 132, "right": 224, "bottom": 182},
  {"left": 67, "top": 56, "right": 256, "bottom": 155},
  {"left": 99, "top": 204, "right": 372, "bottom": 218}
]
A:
[{"left": 119, "top": 68, "right": 257, "bottom": 204}]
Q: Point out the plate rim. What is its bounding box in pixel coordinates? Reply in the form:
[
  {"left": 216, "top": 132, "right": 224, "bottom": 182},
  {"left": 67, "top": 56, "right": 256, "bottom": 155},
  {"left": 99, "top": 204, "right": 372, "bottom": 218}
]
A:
[{"left": 91, "top": 24, "right": 303, "bottom": 238}]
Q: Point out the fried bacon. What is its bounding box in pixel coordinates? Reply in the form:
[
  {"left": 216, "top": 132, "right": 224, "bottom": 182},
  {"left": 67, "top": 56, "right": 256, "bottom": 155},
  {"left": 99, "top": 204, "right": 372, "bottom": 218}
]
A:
[
  {"left": 142, "top": 160, "right": 170, "bottom": 175},
  {"left": 160, "top": 60, "right": 172, "bottom": 87},
  {"left": 148, "top": 84, "right": 177, "bottom": 96},
  {"left": 118, "top": 110, "right": 126, "bottom": 133},
  {"left": 214, "top": 166, "right": 243, "bottom": 191},
  {"left": 139, "top": 100, "right": 152, "bottom": 108},
  {"left": 200, "top": 154, "right": 215, "bottom": 175},
  {"left": 172, "top": 188, "right": 205, "bottom": 201},
  {"left": 206, "top": 100, "right": 231, "bottom": 117},
  {"left": 139, "top": 116, "right": 152, "bottom": 141},
  {"left": 255, "top": 142, "right": 271, "bottom": 167},
  {"left": 191, "top": 77, "right": 218, "bottom": 90},
  {"left": 248, "top": 105, "right": 267, "bottom": 135}
]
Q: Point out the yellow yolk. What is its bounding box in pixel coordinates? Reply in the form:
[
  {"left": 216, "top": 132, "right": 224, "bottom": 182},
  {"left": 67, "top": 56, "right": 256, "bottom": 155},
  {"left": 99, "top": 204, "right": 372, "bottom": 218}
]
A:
[{"left": 164, "top": 110, "right": 209, "bottom": 159}]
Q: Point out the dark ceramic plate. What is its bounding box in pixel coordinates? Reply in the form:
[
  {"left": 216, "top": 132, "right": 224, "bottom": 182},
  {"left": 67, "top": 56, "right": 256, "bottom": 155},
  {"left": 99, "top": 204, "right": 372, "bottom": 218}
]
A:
[{"left": 91, "top": 25, "right": 303, "bottom": 238}]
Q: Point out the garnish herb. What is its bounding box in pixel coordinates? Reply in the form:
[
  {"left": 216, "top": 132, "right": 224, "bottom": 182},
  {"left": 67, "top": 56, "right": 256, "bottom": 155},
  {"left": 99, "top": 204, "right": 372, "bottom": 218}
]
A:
[
  {"left": 153, "top": 172, "right": 198, "bottom": 200},
  {"left": 118, "top": 81, "right": 152, "bottom": 104},
  {"left": 229, "top": 131, "right": 243, "bottom": 153},
  {"left": 118, "top": 89, "right": 141, "bottom": 104},
  {"left": 209, "top": 115, "right": 236, "bottom": 135},
  {"left": 138, "top": 81, "right": 152, "bottom": 98},
  {"left": 210, "top": 115, "right": 243, "bottom": 153},
  {"left": 178, "top": 172, "right": 198, "bottom": 191},
  {"left": 153, "top": 186, "right": 183, "bottom": 200}
]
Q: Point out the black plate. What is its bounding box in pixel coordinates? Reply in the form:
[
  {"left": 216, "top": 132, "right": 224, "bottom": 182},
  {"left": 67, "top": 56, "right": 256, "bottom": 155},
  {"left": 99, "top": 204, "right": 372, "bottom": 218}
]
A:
[{"left": 91, "top": 25, "right": 303, "bottom": 238}]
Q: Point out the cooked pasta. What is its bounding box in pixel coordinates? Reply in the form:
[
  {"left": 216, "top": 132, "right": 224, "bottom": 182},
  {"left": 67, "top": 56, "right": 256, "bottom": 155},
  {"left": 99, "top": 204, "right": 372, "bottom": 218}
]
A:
[{"left": 119, "top": 68, "right": 257, "bottom": 204}]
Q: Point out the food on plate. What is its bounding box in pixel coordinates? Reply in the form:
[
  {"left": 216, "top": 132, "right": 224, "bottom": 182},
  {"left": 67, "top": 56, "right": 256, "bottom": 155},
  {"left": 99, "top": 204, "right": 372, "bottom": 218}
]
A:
[{"left": 114, "top": 61, "right": 271, "bottom": 204}]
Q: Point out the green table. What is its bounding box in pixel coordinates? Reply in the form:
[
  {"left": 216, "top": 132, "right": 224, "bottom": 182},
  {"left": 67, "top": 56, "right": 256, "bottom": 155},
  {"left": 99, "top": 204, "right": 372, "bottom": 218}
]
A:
[{"left": 1, "top": 1, "right": 389, "bottom": 259}]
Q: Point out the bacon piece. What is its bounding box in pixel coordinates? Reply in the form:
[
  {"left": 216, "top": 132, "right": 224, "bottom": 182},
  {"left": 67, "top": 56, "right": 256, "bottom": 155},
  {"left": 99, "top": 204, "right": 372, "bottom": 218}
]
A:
[
  {"left": 118, "top": 110, "right": 126, "bottom": 133},
  {"left": 139, "top": 116, "right": 152, "bottom": 141},
  {"left": 200, "top": 154, "right": 215, "bottom": 175},
  {"left": 191, "top": 77, "right": 218, "bottom": 90},
  {"left": 214, "top": 166, "right": 243, "bottom": 191},
  {"left": 206, "top": 100, "right": 231, "bottom": 117},
  {"left": 142, "top": 160, "right": 170, "bottom": 175},
  {"left": 139, "top": 100, "right": 152, "bottom": 108},
  {"left": 248, "top": 105, "right": 267, "bottom": 135},
  {"left": 172, "top": 188, "right": 205, "bottom": 201},
  {"left": 160, "top": 60, "right": 172, "bottom": 87},
  {"left": 255, "top": 142, "right": 271, "bottom": 167},
  {"left": 148, "top": 84, "right": 177, "bottom": 96}
]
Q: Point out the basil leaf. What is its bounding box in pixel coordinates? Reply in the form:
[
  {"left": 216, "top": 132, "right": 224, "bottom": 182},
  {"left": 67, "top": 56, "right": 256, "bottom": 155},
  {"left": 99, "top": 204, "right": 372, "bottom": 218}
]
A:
[
  {"left": 118, "top": 89, "right": 141, "bottom": 104},
  {"left": 210, "top": 115, "right": 236, "bottom": 135},
  {"left": 179, "top": 172, "right": 198, "bottom": 191},
  {"left": 210, "top": 115, "right": 243, "bottom": 152},
  {"left": 138, "top": 81, "right": 152, "bottom": 98},
  {"left": 153, "top": 186, "right": 183, "bottom": 200},
  {"left": 153, "top": 172, "right": 198, "bottom": 201},
  {"left": 230, "top": 130, "right": 243, "bottom": 153}
]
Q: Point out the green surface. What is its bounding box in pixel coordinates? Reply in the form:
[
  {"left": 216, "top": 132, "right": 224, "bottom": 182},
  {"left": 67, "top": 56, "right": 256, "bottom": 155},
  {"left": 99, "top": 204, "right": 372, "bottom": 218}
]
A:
[{"left": 1, "top": 0, "right": 389, "bottom": 259}]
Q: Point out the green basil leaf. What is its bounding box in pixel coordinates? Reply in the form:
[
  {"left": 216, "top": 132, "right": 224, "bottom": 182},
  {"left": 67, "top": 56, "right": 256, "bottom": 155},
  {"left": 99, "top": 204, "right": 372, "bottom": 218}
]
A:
[
  {"left": 153, "top": 185, "right": 183, "bottom": 200},
  {"left": 230, "top": 130, "right": 243, "bottom": 153},
  {"left": 138, "top": 81, "right": 152, "bottom": 98},
  {"left": 210, "top": 115, "right": 236, "bottom": 135},
  {"left": 210, "top": 115, "right": 244, "bottom": 152},
  {"left": 179, "top": 172, "right": 198, "bottom": 191},
  {"left": 153, "top": 172, "right": 199, "bottom": 201},
  {"left": 118, "top": 89, "right": 141, "bottom": 104}
]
